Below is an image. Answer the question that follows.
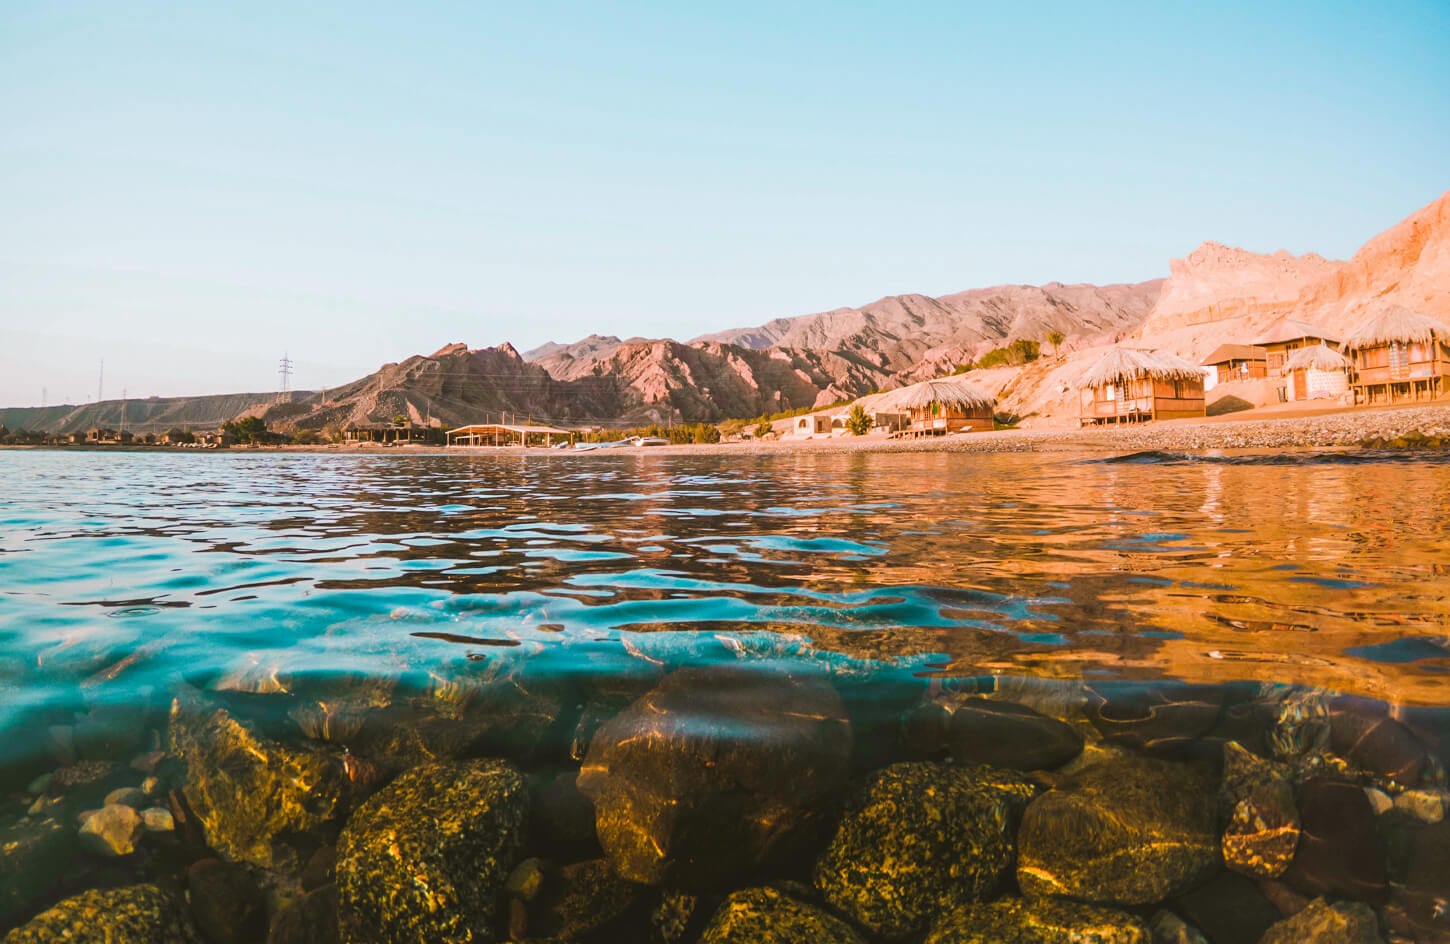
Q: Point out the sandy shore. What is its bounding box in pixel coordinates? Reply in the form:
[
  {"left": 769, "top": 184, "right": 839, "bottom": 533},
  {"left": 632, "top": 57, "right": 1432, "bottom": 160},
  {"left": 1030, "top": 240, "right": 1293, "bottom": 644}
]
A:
[{"left": 9, "top": 401, "right": 1450, "bottom": 458}]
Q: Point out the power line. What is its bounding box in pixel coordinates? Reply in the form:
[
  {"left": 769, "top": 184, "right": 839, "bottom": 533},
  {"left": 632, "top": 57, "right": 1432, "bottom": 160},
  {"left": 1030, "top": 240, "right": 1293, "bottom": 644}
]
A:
[{"left": 278, "top": 353, "right": 294, "bottom": 392}]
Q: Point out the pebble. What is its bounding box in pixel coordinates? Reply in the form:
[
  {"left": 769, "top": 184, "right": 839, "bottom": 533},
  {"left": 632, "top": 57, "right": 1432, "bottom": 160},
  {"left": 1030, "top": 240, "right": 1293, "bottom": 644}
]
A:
[
  {"left": 25, "top": 774, "right": 52, "bottom": 796},
  {"left": 1364, "top": 787, "right": 1394, "bottom": 815},
  {"left": 141, "top": 776, "right": 162, "bottom": 796},
  {"left": 141, "top": 806, "right": 175, "bottom": 832},
  {"left": 77, "top": 803, "right": 144, "bottom": 857},
  {"left": 1394, "top": 788, "right": 1446, "bottom": 823},
  {"left": 505, "top": 857, "right": 545, "bottom": 901},
  {"left": 103, "top": 786, "right": 147, "bottom": 809}
]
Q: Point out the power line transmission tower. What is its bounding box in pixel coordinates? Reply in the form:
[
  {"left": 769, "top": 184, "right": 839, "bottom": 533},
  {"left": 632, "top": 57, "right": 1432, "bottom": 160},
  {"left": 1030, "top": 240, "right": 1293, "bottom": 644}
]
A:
[{"left": 279, "top": 353, "right": 294, "bottom": 392}]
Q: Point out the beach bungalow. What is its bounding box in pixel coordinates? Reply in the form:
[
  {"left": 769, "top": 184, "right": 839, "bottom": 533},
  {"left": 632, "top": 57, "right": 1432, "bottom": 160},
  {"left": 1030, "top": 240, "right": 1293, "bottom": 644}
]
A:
[
  {"left": 1283, "top": 343, "right": 1351, "bottom": 402},
  {"left": 1343, "top": 306, "right": 1450, "bottom": 405},
  {"left": 878, "top": 377, "right": 996, "bottom": 436},
  {"left": 1078, "top": 348, "right": 1206, "bottom": 426},
  {"left": 1254, "top": 319, "right": 1340, "bottom": 378},
  {"left": 1200, "top": 344, "right": 1268, "bottom": 384},
  {"left": 445, "top": 423, "right": 572, "bottom": 447},
  {"left": 344, "top": 421, "right": 440, "bottom": 445},
  {"left": 792, "top": 414, "right": 834, "bottom": 438}
]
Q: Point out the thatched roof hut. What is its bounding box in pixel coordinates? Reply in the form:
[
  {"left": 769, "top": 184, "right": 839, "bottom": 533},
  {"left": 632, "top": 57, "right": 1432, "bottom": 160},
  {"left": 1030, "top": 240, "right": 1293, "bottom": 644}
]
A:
[
  {"left": 1284, "top": 343, "right": 1350, "bottom": 372},
  {"left": 1075, "top": 348, "right": 1204, "bottom": 390},
  {"left": 875, "top": 377, "right": 995, "bottom": 412},
  {"left": 1344, "top": 306, "right": 1450, "bottom": 349}
]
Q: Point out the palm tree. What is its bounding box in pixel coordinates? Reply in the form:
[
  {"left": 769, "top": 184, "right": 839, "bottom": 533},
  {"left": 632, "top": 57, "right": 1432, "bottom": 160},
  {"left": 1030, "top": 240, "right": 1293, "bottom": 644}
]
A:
[{"left": 1046, "top": 329, "right": 1066, "bottom": 359}]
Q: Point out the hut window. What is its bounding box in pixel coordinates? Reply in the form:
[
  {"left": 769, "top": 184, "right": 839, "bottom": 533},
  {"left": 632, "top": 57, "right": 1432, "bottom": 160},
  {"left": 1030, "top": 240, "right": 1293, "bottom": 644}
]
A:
[
  {"left": 1389, "top": 342, "right": 1408, "bottom": 373},
  {"left": 1409, "top": 342, "right": 1426, "bottom": 362},
  {"left": 1104, "top": 384, "right": 1116, "bottom": 401}
]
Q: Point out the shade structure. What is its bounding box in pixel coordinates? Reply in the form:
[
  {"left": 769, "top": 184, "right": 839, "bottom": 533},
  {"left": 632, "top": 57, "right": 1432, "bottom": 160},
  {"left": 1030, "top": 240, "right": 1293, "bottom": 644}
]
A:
[
  {"left": 1284, "top": 343, "right": 1351, "bottom": 372},
  {"left": 1343, "top": 306, "right": 1450, "bottom": 349},
  {"left": 1075, "top": 348, "right": 1205, "bottom": 390},
  {"left": 869, "top": 377, "right": 995, "bottom": 412}
]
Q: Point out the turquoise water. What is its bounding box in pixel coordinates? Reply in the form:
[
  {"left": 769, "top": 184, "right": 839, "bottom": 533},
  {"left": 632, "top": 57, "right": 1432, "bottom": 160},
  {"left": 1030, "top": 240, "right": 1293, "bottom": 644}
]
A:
[
  {"left": 4, "top": 449, "right": 1448, "bottom": 730},
  {"left": 4, "top": 447, "right": 1450, "bottom": 939}
]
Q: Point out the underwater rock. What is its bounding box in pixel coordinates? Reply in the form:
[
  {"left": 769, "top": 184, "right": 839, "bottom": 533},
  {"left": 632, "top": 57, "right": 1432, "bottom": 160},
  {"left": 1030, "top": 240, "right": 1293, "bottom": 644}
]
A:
[
  {"left": 529, "top": 768, "right": 596, "bottom": 844},
  {"left": 697, "top": 887, "right": 867, "bottom": 944},
  {"left": 578, "top": 665, "right": 851, "bottom": 887},
  {"left": 1266, "top": 688, "right": 1332, "bottom": 763},
  {"left": 335, "top": 759, "right": 528, "bottom": 944},
  {"left": 187, "top": 858, "right": 267, "bottom": 944},
  {"left": 1330, "top": 695, "right": 1426, "bottom": 786},
  {"left": 1393, "top": 787, "right": 1446, "bottom": 823},
  {"left": 523, "top": 858, "right": 646, "bottom": 940},
  {"left": 813, "top": 762, "right": 1037, "bottom": 940},
  {"left": 0, "top": 815, "right": 74, "bottom": 928},
  {"left": 1282, "top": 779, "right": 1387, "bottom": 904},
  {"left": 268, "top": 884, "right": 339, "bottom": 944},
  {"left": 299, "top": 845, "right": 337, "bottom": 892},
  {"left": 141, "top": 806, "right": 175, "bottom": 832},
  {"left": 1171, "top": 870, "right": 1281, "bottom": 944},
  {"left": 1149, "top": 910, "right": 1208, "bottom": 944},
  {"left": 652, "top": 889, "right": 699, "bottom": 944},
  {"left": 925, "top": 896, "right": 1150, "bottom": 944},
  {"left": 1258, "top": 897, "right": 1383, "bottom": 944},
  {"left": 926, "top": 697, "right": 1084, "bottom": 770},
  {"left": 168, "top": 694, "right": 348, "bottom": 869},
  {"left": 1, "top": 883, "right": 201, "bottom": 944},
  {"left": 1390, "top": 818, "right": 1450, "bottom": 941},
  {"left": 1218, "top": 741, "right": 1299, "bottom": 878},
  {"left": 1016, "top": 754, "right": 1218, "bottom": 905},
  {"left": 104, "top": 786, "right": 147, "bottom": 809},
  {"left": 1085, "top": 682, "right": 1223, "bottom": 754},
  {"left": 73, "top": 704, "right": 148, "bottom": 763},
  {"left": 78, "top": 803, "right": 144, "bottom": 857}
]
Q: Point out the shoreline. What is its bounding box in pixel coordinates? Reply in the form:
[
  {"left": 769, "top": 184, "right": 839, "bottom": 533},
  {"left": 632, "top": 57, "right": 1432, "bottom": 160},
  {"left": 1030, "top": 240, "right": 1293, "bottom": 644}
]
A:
[{"left": 6, "top": 401, "right": 1450, "bottom": 458}]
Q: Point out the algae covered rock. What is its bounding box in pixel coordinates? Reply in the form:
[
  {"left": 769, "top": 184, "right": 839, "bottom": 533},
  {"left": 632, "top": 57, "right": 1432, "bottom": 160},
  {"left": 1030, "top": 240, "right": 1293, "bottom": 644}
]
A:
[
  {"left": 1218, "top": 741, "right": 1299, "bottom": 879},
  {"left": 2, "top": 883, "right": 201, "bottom": 944},
  {"left": 698, "top": 887, "right": 867, "bottom": 944},
  {"left": 522, "top": 858, "right": 646, "bottom": 941},
  {"left": 578, "top": 665, "right": 851, "bottom": 887},
  {"left": 814, "top": 762, "right": 1037, "bottom": 940},
  {"left": 944, "top": 697, "right": 1084, "bottom": 770},
  {"left": 0, "top": 814, "right": 74, "bottom": 927},
  {"left": 169, "top": 694, "right": 348, "bottom": 869},
  {"left": 1259, "top": 897, "right": 1383, "bottom": 944},
  {"left": 924, "top": 896, "right": 1150, "bottom": 944},
  {"left": 1016, "top": 754, "right": 1218, "bottom": 905},
  {"left": 336, "top": 758, "right": 528, "bottom": 944}
]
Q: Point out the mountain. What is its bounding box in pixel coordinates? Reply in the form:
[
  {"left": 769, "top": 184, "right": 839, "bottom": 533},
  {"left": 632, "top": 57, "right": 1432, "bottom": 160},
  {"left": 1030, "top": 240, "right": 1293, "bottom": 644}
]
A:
[
  {"left": 1138, "top": 189, "right": 1450, "bottom": 344},
  {"left": 695, "top": 280, "right": 1164, "bottom": 377},
  {"left": 0, "top": 392, "right": 307, "bottom": 437}
]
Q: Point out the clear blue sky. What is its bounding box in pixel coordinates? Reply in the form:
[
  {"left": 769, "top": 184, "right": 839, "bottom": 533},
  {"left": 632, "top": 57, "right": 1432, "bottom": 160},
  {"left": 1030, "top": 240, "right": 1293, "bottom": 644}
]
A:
[{"left": 2, "top": 1, "right": 1447, "bottom": 406}]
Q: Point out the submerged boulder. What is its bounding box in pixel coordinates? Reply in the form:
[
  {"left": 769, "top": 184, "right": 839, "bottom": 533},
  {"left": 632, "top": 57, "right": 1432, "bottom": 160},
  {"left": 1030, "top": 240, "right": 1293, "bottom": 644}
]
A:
[
  {"left": 813, "top": 762, "right": 1037, "bottom": 940},
  {"left": 0, "top": 815, "right": 74, "bottom": 928},
  {"left": 168, "top": 694, "right": 348, "bottom": 869},
  {"left": 698, "top": 887, "right": 867, "bottom": 944},
  {"left": 187, "top": 858, "right": 267, "bottom": 944},
  {"left": 910, "top": 696, "right": 1084, "bottom": 771},
  {"left": 1016, "top": 754, "right": 1218, "bottom": 905},
  {"left": 578, "top": 665, "right": 851, "bottom": 887},
  {"left": 2, "top": 884, "right": 200, "bottom": 944},
  {"left": 78, "top": 803, "right": 145, "bottom": 857},
  {"left": 520, "top": 858, "right": 645, "bottom": 941},
  {"left": 1282, "top": 779, "right": 1387, "bottom": 904},
  {"left": 924, "top": 896, "right": 1150, "bottom": 944},
  {"left": 335, "top": 759, "right": 528, "bottom": 944},
  {"left": 1218, "top": 741, "right": 1299, "bottom": 878},
  {"left": 1259, "top": 897, "right": 1384, "bottom": 944}
]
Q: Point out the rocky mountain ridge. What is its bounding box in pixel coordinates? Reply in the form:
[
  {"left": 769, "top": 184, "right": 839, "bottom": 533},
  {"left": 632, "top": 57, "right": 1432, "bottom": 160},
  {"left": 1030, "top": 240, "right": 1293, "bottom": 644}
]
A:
[{"left": 6, "top": 188, "right": 1446, "bottom": 435}]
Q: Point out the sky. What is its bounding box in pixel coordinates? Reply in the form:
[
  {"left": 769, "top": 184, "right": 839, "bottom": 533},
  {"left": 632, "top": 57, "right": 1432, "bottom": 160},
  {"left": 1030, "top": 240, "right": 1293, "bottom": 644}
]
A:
[{"left": 2, "top": 1, "right": 1447, "bottom": 407}]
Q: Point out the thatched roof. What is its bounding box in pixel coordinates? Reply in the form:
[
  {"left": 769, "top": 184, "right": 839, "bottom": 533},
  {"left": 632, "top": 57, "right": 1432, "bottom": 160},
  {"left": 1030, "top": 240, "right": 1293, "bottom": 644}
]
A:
[
  {"left": 1255, "top": 318, "right": 1338, "bottom": 346},
  {"left": 869, "top": 377, "right": 995, "bottom": 412},
  {"left": 1285, "top": 343, "right": 1351, "bottom": 372},
  {"left": 1201, "top": 344, "right": 1267, "bottom": 366},
  {"left": 1344, "top": 306, "right": 1450, "bottom": 349},
  {"left": 1075, "top": 348, "right": 1205, "bottom": 390}
]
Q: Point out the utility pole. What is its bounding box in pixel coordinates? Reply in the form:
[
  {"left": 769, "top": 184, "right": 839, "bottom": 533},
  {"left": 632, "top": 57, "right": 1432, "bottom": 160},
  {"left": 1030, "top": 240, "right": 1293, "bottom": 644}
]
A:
[
  {"left": 120, "top": 389, "right": 128, "bottom": 436},
  {"left": 279, "top": 353, "right": 294, "bottom": 393},
  {"left": 41, "top": 387, "right": 46, "bottom": 408},
  {"left": 97, "top": 359, "right": 104, "bottom": 404}
]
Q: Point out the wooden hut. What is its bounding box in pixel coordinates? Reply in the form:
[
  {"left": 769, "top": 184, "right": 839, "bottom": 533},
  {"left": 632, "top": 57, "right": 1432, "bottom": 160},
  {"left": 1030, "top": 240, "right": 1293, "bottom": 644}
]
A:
[
  {"left": 1283, "top": 343, "right": 1351, "bottom": 401},
  {"left": 1254, "top": 318, "right": 1339, "bottom": 378},
  {"left": 1343, "top": 306, "right": 1450, "bottom": 405},
  {"left": 1200, "top": 344, "right": 1268, "bottom": 384},
  {"left": 878, "top": 378, "right": 995, "bottom": 436},
  {"left": 1077, "top": 349, "right": 1205, "bottom": 426}
]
